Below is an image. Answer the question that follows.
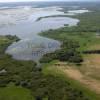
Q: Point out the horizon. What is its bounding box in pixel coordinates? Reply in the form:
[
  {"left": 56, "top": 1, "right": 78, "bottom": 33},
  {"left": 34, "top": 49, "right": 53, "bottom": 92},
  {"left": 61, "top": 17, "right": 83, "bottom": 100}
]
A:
[{"left": 0, "top": 0, "right": 100, "bottom": 3}]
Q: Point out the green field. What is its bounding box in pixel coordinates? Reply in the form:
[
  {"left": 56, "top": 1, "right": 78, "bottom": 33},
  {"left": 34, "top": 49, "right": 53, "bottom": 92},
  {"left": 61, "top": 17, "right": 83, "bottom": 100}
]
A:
[{"left": 0, "top": 83, "right": 34, "bottom": 100}]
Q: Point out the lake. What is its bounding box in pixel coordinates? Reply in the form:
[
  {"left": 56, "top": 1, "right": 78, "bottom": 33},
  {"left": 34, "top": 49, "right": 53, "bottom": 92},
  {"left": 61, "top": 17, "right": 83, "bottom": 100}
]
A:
[{"left": 0, "top": 3, "right": 89, "bottom": 62}]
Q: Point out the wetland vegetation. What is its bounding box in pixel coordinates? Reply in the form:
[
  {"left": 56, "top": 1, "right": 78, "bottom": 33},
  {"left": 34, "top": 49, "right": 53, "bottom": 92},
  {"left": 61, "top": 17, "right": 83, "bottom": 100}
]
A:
[
  {"left": 0, "top": 1, "right": 100, "bottom": 100},
  {"left": 39, "top": 4, "right": 100, "bottom": 98},
  {"left": 1, "top": 35, "right": 99, "bottom": 100}
]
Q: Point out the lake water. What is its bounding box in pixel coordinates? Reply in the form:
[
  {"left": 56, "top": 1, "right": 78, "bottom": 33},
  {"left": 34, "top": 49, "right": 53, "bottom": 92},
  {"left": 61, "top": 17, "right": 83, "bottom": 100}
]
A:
[{"left": 0, "top": 4, "right": 88, "bottom": 62}]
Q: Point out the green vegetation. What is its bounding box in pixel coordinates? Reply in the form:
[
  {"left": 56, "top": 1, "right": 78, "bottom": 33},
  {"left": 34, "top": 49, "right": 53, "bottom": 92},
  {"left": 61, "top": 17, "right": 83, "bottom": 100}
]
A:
[
  {"left": 39, "top": 10, "right": 100, "bottom": 64},
  {"left": 39, "top": 7, "right": 100, "bottom": 99},
  {"left": 1, "top": 3, "right": 100, "bottom": 100},
  {"left": 0, "top": 35, "right": 19, "bottom": 54},
  {"left": 36, "top": 15, "right": 66, "bottom": 21},
  {"left": 42, "top": 61, "right": 100, "bottom": 100},
  {"left": 40, "top": 40, "right": 83, "bottom": 64},
  {"left": 0, "top": 83, "right": 34, "bottom": 100},
  {"left": 0, "top": 35, "right": 99, "bottom": 100}
]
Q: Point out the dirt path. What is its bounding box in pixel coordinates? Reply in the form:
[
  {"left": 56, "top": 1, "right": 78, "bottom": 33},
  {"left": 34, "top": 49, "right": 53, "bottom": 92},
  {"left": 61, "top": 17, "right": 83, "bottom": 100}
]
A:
[{"left": 54, "top": 62, "right": 100, "bottom": 94}]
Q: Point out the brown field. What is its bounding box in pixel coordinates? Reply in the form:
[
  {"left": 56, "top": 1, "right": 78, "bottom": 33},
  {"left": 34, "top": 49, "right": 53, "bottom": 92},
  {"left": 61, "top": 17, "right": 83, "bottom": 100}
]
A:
[
  {"left": 49, "top": 55, "right": 100, "bottom": 94},
  {"left": 80, "top": 54, "right": 100, "bottom": 80}
]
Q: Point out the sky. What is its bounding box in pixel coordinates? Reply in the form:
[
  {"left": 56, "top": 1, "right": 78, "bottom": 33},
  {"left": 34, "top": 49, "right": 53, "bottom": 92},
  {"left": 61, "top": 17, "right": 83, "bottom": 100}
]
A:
[{"left": 0, "top": 0, "right": 99, "bottom": 2}]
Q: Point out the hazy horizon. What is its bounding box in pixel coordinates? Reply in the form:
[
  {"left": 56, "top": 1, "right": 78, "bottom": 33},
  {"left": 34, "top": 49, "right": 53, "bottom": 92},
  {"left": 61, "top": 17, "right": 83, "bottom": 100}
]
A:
[{"left": 0, "top": 0, "right": 99, "bottom": 3}]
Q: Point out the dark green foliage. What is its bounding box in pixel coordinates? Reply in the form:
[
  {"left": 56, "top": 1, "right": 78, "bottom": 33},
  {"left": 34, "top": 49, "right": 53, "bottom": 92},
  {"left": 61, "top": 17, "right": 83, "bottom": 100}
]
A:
[
  {"left": 40, "top": 39, "right": 83, "bottom": 64},
  {"left": 0, "top": 35, "right": 19, "bottom": 55},
  {"left": 83, "top": 50, "right": 100, "bottom": 54},
  {"left": 6, "top": 35, "right": 19, "bottom": 41},
  {"left": 30, "top": 74, "right": 90, "bottom": 100},
  {"left": 40, "top": 53, "right": 57, "bottom": 63}
]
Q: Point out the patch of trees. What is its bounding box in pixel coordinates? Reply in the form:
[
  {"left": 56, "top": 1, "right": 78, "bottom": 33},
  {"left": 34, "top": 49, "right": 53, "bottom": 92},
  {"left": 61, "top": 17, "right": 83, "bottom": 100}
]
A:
[
  {"left": 40, "top": 40, "right": 83, "bottom": 64},
  {"left": 0, "top": 35, "right": 19, "bottom": 55},
  {"left": 32, "top": 75, "right": 90, "bottom": 100},
  {"left": 83, "top": 50, "right": 100, "bottom": 54},
  {"left": 6, "top": 35, "right": 19, "bottom": 41}
]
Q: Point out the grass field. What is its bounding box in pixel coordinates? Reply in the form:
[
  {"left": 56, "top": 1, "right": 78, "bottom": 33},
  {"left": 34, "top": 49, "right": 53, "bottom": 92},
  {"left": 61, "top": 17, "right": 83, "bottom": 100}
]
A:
[
  {"left": 0, "top": 83, "right": 34, "bottom": 100},
  {"left": 80, "top": 54, "right": 100, "bottom": 80}
]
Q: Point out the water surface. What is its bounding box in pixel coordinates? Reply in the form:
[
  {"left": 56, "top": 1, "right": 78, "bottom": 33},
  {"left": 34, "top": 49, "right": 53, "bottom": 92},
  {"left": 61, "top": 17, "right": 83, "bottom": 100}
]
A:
[{"left": 0, "top": 6, "right": 81, "bottom": 62}]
